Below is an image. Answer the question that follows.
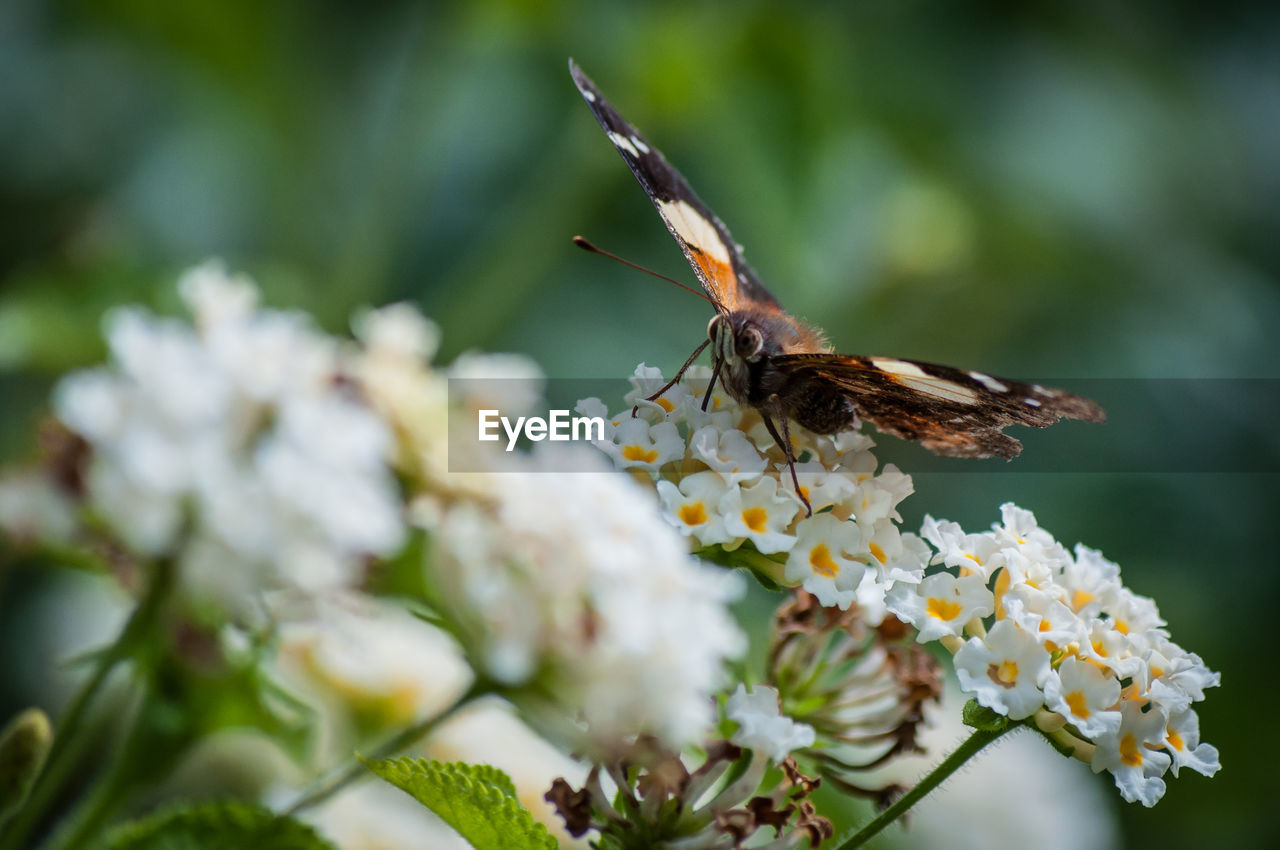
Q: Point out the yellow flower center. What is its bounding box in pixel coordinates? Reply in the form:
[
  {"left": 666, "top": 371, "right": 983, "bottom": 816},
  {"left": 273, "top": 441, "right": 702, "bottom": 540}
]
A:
[
  {"left": 622, "top": 445, "right": 658, "bottom": 463},
  {"left": 656, "top": 397, "right": 675, "bottom": 412},
  {"left": 1120, "top": 733, "right": 1143, "bottom": 767},
  {"left": 868, "top": 542, "right": 886, "bottom": 564},
  {"left": 926, "top": 597, "right": 963, "bottom": 621},
  {"left": 809, "top": 544, "right": 839, "bottom": 577},
  {"left": 1167, "top": 728, "right": 1184, "bottom": 751},
  {"left": 679, "top": 503, "right": 708, "bottom": 526},
  {"left": 996, "top": 660, "right": 1019, "bottom": 684},
  {"left": 1065, "top": 691, "right": 1089, "bottom": 718},
  {"left": 1071, "top": 589, "right": 1094, "bottom": 611},
  {"left": 742, "top": 507, "right": 768, "bottom": 534}
]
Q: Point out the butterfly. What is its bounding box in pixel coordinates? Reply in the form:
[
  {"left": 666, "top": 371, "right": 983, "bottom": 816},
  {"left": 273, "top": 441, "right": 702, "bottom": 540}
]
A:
[{"left": 569, "top": 60, "right": 1105, "bottom": 514}]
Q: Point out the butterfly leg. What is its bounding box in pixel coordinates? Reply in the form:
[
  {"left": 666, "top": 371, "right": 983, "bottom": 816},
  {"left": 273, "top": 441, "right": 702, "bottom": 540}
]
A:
[
  {"left": 761, "top": 396, "right": 812, "bottom": 517},
  {"left": 632, "top": 339, "right": 710, "bottom": 417}
]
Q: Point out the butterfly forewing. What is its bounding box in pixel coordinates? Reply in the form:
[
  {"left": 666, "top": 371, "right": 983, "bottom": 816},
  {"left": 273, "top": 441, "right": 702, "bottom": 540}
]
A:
[{"left": 570, "top": 60, "right": 778, "bottom": 312}]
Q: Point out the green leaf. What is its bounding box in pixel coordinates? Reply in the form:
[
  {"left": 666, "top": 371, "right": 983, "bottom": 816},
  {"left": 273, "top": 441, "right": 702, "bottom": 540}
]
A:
[
  {"left": 105, "top": 802, "right": 336, "bottom": 850},
  {"left": 961, "top": 698, "right": 1011, "bottom": 732},
  {"left": 362, "top": 756, "right": 559, "bottom": 850}
]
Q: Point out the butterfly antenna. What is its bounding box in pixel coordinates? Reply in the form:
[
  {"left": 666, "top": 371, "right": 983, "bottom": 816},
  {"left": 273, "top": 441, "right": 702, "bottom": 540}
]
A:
[{"left": 573, "top": 236, "right": 723, "bottom": 310}]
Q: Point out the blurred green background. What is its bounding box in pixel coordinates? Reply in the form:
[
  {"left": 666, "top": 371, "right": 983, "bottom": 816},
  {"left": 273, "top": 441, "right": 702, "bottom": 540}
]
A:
[{"left": 1, "top": 0, "right": 1276, "bottom": 847}]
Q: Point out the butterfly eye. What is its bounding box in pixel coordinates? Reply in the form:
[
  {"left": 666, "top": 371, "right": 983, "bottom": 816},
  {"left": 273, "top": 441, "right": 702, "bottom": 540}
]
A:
[{"left": 739, "top": 327, "right": 764, "bottom": 360}]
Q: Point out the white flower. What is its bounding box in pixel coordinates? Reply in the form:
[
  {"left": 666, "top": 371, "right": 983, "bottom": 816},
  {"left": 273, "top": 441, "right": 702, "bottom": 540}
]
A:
[
  {"left": 656, "top": 472, "right": 733, "bottom": 547},
  {"left": 275, "top": 595, "right": 472, "bottom": 745},
  {"left": 690, "top": 426, "right": 766, "bottom": 484},
  {"left": 352, "top": 302, "right": 440, "bottom": 362},
  {"left": 177, "top": 259, "right": 259, "bottom": 328},
  {"left": 887, "top": 572, "right": 994, "bottom": 643},
  {"left": 1041, "top": 657, "right": 1121, "bottom": 738},
  {"left": 1090, "top": 700, "right": 1172, "bottom": 806},
  {"left": 448, "top": 351, "right": 545, "bottom": 416},
  {"left": 1160, "top": 708, "right": 1220, "bottom": 779},
  {"left": 920, "top": 515, "right": 1006, "bottom": 580},
  {"left": 600, "top": 417, "right": 684, "bottom": 471},
  {"left": 954, "top": 619, "right": 1051, "bottom": 720},
  {"left": 783, "top": 513, "right": 868, "bottom": 608},
  {"left": 719, "top": 477, "right": 799, "bottom": 555},
  {"left": 725, "top": 684, "right": 815, "bottom": 761}
]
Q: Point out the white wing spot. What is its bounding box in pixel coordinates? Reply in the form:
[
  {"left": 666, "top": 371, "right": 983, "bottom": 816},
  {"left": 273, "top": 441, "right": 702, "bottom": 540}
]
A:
[
  {"left": 1025, "top": 397, "right": 1042, "bottom": 407},
  {"left": 630, "top": 135, "right": 650, "bottom": 154},
  {"left": 969, "top": 371, "right": 1009, "bottom": 393},
  {"left": 1031, "top": 384, "right": 1060, "bottom": 398},
  {"left": 657, "top": 199, "right": 731, "bottom": 264},
  {"left": 608, "top": 131, "right": 640, "bottom": 157},
  {"left": 870, "top": 358, "right": 980, "bottom": 404},
  {"left": 583, "top": 89, "right": 596, "bottom": 102}
]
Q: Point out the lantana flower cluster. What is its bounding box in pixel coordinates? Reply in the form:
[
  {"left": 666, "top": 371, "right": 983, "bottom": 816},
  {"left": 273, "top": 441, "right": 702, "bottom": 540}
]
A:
[
  {"left": 889, "top": 504, "right": 1221, "bottom": 805},
  {"left": 576, "top": 364, "right": 927, "bottom": 616},
  {"left": 51, "top": 263, "right": 407, "bottom": 620},
  {"left": 345, "top": 300, "right": 748, "bottom": 760}
]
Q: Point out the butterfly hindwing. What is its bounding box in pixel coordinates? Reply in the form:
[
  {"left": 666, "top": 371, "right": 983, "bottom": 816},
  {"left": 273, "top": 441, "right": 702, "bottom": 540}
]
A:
[
  {"left": 774, "top": 353, "right": 1106, "bottom": 459},
  {"left": 570, "top": 60, "right": 778, "bottom": 312}
]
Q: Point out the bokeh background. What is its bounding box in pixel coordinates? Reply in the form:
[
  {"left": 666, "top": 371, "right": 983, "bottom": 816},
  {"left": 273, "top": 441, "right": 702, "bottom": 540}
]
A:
[{"left": 1, "top": 1, "right": 1276, "bottom": 848}]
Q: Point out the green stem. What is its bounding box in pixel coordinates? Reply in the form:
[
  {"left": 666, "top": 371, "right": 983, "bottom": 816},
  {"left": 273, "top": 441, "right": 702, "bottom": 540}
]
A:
[
  {"left": 834, "top": 723, "right": 1017, "bottom": 850},
  {"left": 0, "top": 561, "right": 172, "bottom": 850},
  {"left": 283, "top": 681, "right": 491, "bottom": 816}
]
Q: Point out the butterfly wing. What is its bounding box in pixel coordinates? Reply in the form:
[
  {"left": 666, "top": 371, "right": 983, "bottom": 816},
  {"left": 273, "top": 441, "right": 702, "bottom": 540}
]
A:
[
  {"left": 570, "top": 60, "right": 778, "bottom": 312},
  {"left": 774, "top": 353, "right": 1105, "bottom": 458}
]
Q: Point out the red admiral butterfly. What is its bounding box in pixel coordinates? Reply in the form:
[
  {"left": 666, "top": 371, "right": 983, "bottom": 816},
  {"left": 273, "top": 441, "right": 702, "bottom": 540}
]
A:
[{"left": 570, "top": 60, "right": 1105, "bottom": 513}]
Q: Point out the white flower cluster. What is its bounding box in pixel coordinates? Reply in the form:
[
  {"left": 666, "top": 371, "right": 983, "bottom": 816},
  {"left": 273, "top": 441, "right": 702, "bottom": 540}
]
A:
[
  {"left": 348, "top": 311, "right": 747, "bottom": 759},
  {"left": 53, "top": 262, "right": 406, "bottom": 618},
  {"left": 576, "top": 364, "right": 927, "bottom": 617},
  {"left": 887, "top": 503, "right": 1220, "bottom": 806},
  {"left": 428, "top": 445, "right": 746, "bottom": 759}
]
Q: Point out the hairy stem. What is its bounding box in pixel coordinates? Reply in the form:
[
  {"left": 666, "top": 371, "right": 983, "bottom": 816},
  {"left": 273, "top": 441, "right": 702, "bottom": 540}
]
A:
[
  {"left": 835, "top": 723, "right": 1017, "bottom": 849},
  {"left": 283, "top": 681, "right": 491, "bottom": 816}
]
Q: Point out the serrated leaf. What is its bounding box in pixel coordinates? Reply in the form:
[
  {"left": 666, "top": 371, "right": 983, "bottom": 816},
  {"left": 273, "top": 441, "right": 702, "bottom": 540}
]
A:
[
  {"left": 363, "top": 756, "right": 558, "bottom": 850},
  {"left": 105, "top": 802, "right": 336, "bottom": 850}
]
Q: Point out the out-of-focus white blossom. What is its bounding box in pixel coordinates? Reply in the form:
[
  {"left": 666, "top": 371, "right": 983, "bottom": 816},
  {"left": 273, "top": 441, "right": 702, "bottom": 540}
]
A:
[
  {"left": 875, "top": 683, "right": 1121, "bottom": 850},
  {"left": 274, "top": 594, "right": 473, "bottom": 758},
  {"left": 428, "top": 443, "right": 746, "bottom": 758},
  {"left": 51, "top": 261, "right": 407, "bottom": 619},
  {"left": 427, "top": 701, "right": 590, "bottom": 848},
  {"left": 725, "top": 683, "right": 816, "bottom": 761},
  {"left": 892, "top": 503, "right": 1220, "bottom": 806},
  {"left": 302, "top": 780, "right": 471, "bottom": 850},
  {"left": 0, "top": 472, "right": 77, "bottom": 543}
]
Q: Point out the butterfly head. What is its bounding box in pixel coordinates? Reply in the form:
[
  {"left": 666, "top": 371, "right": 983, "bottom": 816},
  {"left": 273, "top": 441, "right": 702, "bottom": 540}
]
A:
[{"left": 708, "top": 313, "right": 765, "bottom": 363}]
